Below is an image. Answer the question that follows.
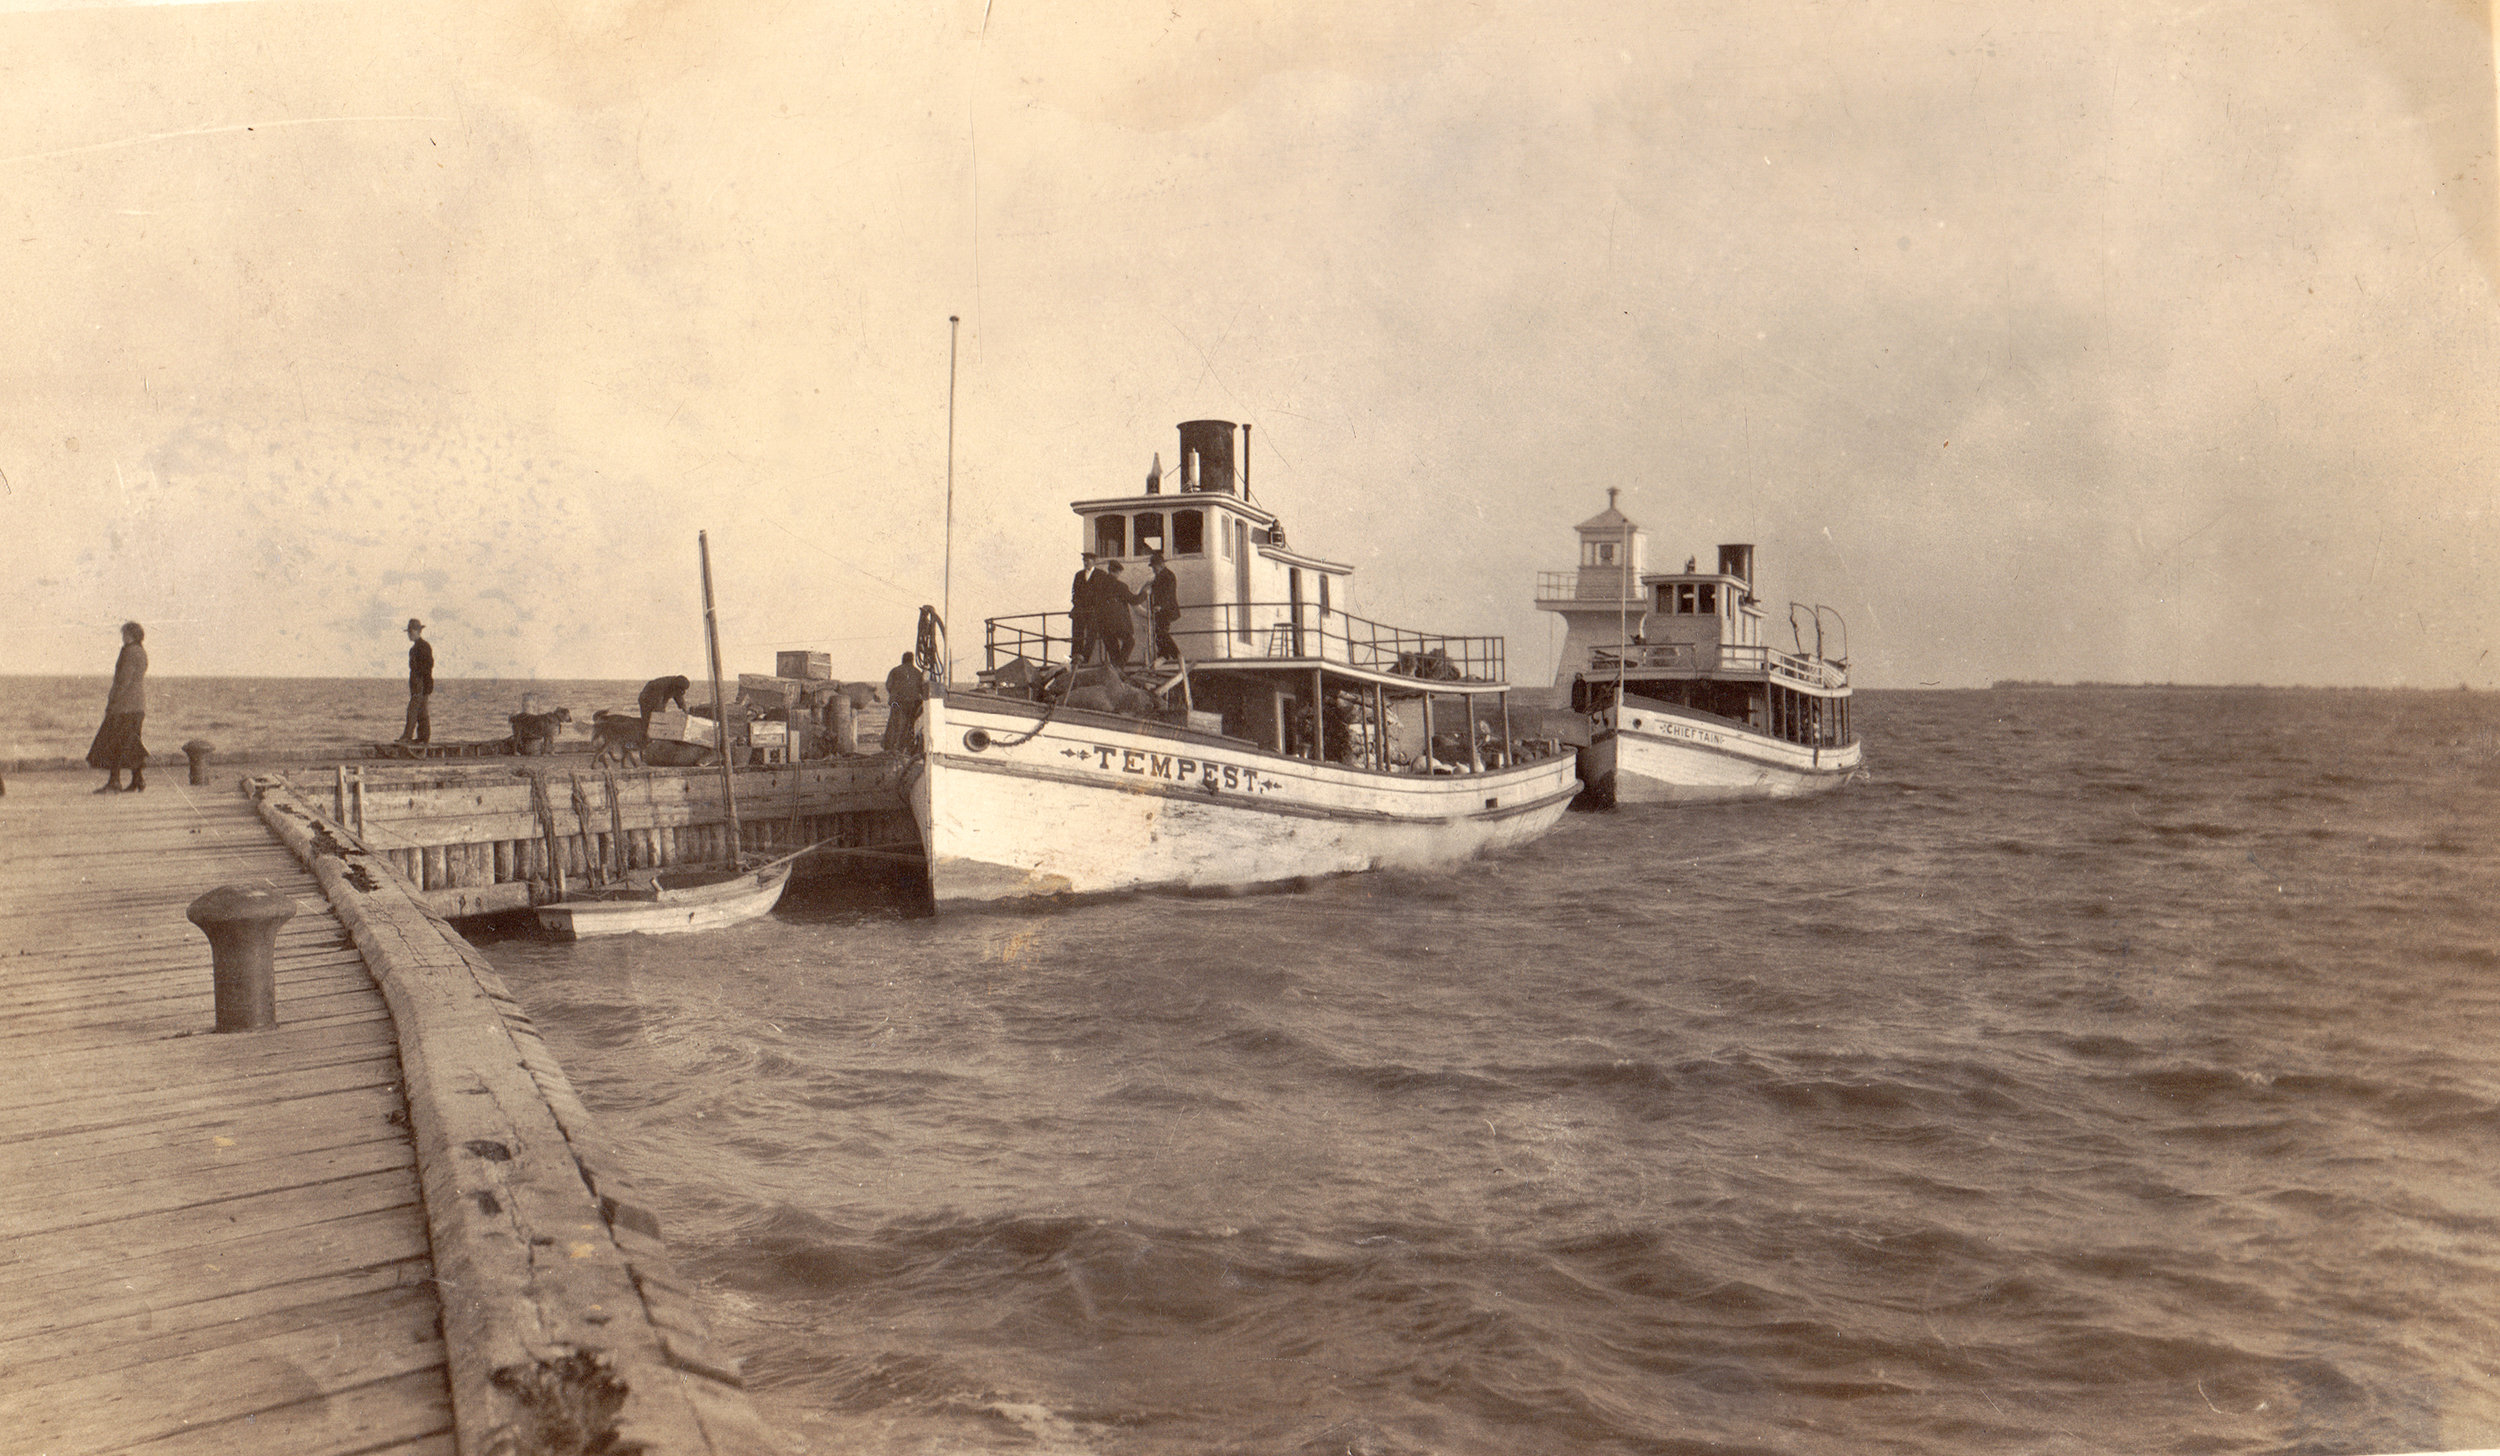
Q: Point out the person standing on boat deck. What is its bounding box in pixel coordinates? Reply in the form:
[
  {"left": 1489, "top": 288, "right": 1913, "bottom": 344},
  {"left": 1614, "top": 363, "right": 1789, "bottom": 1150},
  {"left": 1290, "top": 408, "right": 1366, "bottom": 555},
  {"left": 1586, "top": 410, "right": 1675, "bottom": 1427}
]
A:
[
  {"left": 1069, "top": 553, "right": 1102, "bottom": 664},
  {"left": 1147, "top": 551, "right": 1181, "bottom": 663},
  {"left": 86, "top": 621, "right": 149, "bottom": 793},
  {"left": 1097, "top": 563, "right": 1146, "bottom": 666},
  {"left": 882, "top": 652, "right": 926, "bottom": 753},
  {"left": 399, "top": 618, "right": 434, "bottom": 744}
]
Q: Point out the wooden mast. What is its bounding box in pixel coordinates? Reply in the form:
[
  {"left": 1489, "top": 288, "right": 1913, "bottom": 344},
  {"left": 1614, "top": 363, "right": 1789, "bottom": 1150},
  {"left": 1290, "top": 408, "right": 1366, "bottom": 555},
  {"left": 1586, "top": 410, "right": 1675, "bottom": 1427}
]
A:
[
  {"left": 698, "top": 531, "right": 743, "bottom": 864},
  {"left": 942, "top": 314, "right": 960, "bottom": 678}
]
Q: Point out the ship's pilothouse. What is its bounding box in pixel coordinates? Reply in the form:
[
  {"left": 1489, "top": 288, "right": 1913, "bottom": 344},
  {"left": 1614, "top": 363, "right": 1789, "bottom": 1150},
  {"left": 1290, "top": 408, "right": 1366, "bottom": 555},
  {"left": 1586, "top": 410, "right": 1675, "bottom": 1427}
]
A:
[{"left": 978, "top": 420, "right": 1551, "bottom": 775}]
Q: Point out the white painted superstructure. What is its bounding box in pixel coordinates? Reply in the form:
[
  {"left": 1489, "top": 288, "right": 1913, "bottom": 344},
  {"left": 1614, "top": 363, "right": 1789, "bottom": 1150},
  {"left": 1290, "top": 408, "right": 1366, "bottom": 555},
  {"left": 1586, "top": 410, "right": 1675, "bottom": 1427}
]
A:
[
  {"left": 1535, "top": 492, "right": 1862, "bottom": 805},
  {"left": 907, "top": 419, "right": 1582, "bottom": 909}
]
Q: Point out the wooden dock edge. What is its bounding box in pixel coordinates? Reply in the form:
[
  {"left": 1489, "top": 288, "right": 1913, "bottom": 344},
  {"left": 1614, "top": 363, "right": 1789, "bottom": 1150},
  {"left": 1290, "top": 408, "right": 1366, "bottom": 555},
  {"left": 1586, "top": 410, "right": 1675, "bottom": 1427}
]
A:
[{"left": 243, "top": 774, "right": 784, "bottom": 1456}]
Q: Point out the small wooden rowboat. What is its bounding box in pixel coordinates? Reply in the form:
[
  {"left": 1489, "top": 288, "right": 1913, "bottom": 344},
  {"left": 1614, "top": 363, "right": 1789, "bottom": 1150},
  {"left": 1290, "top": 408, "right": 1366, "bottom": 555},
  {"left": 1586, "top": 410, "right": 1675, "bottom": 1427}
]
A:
[
  {"left": 535, "top": 529, "right": 806, "bottom": 941},
  {"left": 532, "top": 852, "right": 797, "bottom": 940}
]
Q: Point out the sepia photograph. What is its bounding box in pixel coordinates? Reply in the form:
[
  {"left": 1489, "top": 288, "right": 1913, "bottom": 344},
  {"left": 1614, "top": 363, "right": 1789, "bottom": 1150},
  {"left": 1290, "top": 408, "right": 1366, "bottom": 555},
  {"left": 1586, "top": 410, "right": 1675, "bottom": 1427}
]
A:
[{"left": 2, "top": 2, "right": 2496, "bottom": 1452}]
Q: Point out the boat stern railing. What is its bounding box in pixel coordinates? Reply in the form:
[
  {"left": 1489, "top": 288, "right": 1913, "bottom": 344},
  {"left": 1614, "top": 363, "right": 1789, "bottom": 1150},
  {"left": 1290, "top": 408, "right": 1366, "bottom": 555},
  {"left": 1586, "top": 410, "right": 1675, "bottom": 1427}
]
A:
[
  {"left": 1589, "top": 641, "right": 1847, "bottom": 691},
  {"left": 1534, "top": 567, "right": 1646, "bottom": 604}
]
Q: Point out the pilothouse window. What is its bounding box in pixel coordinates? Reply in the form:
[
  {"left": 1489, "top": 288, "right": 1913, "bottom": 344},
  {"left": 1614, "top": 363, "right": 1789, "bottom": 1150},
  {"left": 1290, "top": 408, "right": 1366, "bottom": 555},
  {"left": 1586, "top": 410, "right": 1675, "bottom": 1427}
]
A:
[
  {"left": 1698, "top": 583, "right": 1716, "bottom": 614},
  {"left": 1094, "top": 515, "right": 1127, "bottom": 558},
  {"left": 1134, "top": 513, "right": 1165, "bottom": 556},
  {"left": 1174, "top": 509, "right": 1204, "bottom": 556}
]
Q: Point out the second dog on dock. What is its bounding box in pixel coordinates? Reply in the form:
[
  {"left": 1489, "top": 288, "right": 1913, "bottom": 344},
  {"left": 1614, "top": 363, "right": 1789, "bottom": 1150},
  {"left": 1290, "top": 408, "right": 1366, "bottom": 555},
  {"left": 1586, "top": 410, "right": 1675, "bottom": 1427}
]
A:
[{"left": 508, "top": 707, "right": 572, "bottom": 756}]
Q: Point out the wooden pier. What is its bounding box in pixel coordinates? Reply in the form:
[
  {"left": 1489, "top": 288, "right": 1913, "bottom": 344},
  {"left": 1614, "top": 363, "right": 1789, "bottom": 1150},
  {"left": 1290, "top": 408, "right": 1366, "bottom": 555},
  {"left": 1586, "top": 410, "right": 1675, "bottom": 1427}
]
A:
[
  {"left": 0, "top": 769, "right": 779, "bottom": 1454},
  {"left": 291, "top": 756, "right": 921, "bottom": 920}
]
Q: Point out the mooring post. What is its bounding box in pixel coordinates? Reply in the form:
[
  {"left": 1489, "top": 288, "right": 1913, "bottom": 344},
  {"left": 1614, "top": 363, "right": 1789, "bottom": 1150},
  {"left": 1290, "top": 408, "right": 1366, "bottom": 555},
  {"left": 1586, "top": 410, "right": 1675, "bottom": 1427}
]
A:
[
  {"left": 186, "top": 886, "right": 296, "bottom": 1032},
  {"left": 182, "top": 738, "right": 215, "bottom": 786}
]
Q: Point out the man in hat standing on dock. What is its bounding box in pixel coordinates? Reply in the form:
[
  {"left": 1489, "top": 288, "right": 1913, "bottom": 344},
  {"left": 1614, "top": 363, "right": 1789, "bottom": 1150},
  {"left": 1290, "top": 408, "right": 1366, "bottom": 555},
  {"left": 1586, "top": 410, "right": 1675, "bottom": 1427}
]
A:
[{"left": 399, "top": 619, "right": 434, "bottom": 743}]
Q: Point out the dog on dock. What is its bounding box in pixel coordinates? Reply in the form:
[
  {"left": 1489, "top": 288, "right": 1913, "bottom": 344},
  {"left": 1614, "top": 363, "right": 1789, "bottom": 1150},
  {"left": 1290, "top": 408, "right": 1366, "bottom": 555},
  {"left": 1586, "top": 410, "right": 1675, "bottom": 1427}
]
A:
[
  {"left": 589, "top": 709, "right": 647, "bottom": 767},
  {"left": 508, "top": 706, "right": 571, "bottom": 756}
]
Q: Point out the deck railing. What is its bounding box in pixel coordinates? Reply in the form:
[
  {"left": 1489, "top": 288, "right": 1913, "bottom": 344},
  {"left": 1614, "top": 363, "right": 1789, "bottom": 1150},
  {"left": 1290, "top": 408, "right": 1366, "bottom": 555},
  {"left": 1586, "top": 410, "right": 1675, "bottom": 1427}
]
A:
[
  {"left": 985, "top": 601, "right": 1506, "bottom": 684},
  {"left": 1534, "top": 568, "right": 1640, "bottom": 603},
  {"left": 1590, "top": 641, "right": 1847, "bottom": 691}
]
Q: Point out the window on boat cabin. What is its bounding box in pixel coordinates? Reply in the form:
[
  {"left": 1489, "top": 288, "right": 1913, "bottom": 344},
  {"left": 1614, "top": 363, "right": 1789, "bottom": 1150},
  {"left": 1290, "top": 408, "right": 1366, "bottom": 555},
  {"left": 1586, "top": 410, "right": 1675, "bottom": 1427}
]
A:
[
  {"left": 1174, "top": 509, "right": 1205, "bottom": 556},
  {"left": 1095, "top": 515, "right": 1127, "bottom": 558},
  {"left": 1698, "top": 583, "right": 1717, "bottom": 615},
  {"left": 1318, "top": 572, "right": 1330, "bottom": 615},
  {"left": 1134, "top": 512, "right": 1166, "bottom": 557}
]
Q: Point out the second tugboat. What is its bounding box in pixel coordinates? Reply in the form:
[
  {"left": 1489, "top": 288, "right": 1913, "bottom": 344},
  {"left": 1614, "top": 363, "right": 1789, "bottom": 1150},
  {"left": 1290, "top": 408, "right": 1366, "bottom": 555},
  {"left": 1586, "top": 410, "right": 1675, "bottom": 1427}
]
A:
[
  {"left": 1536, "top": 491, "right": 1861, "bottom": 806},
  {"left": 908, "top": 419, "right": 1582, "bottom": 909}
]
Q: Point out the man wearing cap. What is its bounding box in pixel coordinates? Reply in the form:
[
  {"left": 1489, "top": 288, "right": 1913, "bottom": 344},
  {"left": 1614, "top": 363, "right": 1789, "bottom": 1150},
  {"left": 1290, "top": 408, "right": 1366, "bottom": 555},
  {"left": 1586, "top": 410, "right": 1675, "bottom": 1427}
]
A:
[
  {"left": 400, "top": 618, "right": 434, "bottom": 743},
  {"left": 1069, "top": 553, "right": 1101, "bottom": 664}
]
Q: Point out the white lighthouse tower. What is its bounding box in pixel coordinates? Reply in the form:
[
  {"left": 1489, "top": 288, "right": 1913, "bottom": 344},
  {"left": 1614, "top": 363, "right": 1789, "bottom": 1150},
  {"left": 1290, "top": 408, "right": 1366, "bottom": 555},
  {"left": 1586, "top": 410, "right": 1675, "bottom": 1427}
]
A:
[{"left": 1530, "top": 488, "right": 1648, "bottom": 691}]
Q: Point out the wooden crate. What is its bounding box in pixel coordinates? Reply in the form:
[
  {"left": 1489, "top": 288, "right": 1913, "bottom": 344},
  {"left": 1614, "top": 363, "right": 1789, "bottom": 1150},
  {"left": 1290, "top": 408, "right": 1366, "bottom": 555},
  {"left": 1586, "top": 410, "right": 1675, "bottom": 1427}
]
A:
[
  {"left": 741, "top": 673, "right": 824, "bottom": 710},
  {"left": 776, "top": 651, "right": 833, "bottom": 681},
  {"left": 646, "top": 708, "right": 719, "bottom": 748}
]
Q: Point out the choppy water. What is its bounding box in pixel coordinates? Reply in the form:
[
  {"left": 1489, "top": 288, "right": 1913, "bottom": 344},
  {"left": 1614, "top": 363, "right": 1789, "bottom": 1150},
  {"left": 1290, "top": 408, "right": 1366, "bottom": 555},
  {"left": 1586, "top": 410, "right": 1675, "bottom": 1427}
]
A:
[
  {"left": 470, "top": 687, "right": 2500, "bottom": 1456},
  {"left": 44, "top": 676, "right": 2500, "bottom": 1454}
]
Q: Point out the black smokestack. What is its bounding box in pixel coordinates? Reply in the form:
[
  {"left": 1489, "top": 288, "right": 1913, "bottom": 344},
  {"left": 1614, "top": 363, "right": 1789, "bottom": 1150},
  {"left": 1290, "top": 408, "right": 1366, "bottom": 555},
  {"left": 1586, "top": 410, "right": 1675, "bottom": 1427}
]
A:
[{"left": 1178, "top": 420, "right": 1237, "bottom": 495}]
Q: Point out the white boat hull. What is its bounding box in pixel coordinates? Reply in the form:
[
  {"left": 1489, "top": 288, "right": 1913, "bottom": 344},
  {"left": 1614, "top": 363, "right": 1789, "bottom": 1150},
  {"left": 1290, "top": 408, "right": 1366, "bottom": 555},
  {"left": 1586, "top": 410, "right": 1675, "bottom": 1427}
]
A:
[
  {"left": 912, "top": 693, "right": 1581, "bottom": 908},
  {"left": 1583, "top": 703, "right": 1862, "bottom": 805},
  {"left": 533, "top": 860, "right": 794, "bottom": 940}
]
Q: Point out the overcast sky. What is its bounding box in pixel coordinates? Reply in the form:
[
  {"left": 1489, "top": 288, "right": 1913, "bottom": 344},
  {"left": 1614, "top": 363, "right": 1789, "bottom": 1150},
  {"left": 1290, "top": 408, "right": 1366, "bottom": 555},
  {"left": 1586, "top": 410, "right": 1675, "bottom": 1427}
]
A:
[{"left": 2, "top": 0, "right": 2492, "bottom": 690}]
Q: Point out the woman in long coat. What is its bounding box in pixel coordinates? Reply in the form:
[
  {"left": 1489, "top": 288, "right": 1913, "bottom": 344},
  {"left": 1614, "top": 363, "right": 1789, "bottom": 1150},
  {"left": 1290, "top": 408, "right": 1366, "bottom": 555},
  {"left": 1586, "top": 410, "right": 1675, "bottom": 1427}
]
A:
[{"left": 86, "top": 621, "right": 148, "bottom": 793}]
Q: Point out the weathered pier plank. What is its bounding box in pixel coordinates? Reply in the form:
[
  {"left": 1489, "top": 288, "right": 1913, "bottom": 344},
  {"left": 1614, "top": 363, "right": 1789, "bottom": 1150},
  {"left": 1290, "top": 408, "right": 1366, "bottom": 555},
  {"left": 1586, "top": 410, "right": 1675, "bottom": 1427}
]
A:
[
  {"left": 0, "top": 772, "right": 456, "bottom": 1453},
  {"left": 0, "top": 769, "right": 781, "bottom": 1455},
  {"left": 249, "top": 775, "right": 780, "bottom": 1454}
]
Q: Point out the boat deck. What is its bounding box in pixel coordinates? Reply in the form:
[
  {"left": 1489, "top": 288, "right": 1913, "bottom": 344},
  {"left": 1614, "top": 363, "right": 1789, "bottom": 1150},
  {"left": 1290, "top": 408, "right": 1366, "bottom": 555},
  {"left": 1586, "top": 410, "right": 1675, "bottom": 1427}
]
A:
[{"left": 0, "top": 771, "right": 452, "bottom": 1454}]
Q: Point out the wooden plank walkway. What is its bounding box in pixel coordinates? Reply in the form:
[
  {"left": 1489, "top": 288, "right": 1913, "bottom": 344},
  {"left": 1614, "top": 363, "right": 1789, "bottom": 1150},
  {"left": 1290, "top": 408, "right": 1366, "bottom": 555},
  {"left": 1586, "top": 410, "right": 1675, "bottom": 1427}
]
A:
[{"left": 0, "top": 770, "right": 453, "bottom": 1455}]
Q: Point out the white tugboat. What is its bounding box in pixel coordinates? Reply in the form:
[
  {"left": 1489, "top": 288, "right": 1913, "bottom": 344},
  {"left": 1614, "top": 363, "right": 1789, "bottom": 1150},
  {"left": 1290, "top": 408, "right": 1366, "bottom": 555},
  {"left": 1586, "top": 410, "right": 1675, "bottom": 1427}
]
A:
[
  {"left": 1536, "top": 491, "right": 1861, "bottom": 806},
  {"left": 908, "top": 419, "right": 1582, "bottom": 909}
]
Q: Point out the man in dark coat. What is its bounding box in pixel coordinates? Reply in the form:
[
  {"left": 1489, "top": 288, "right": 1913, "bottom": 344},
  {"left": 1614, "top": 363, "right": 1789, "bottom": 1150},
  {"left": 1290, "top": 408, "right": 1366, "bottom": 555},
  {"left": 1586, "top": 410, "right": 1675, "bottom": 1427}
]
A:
[
  {"left": 1147, "top": 551, "right": 1181, "bottom": 663},
  {"left": 1069, "top": 553, "right": 1101, "bottom": 664},
  {"left": 1098, "top": 563, "right": 1143, "bottom": 667},
  {"left": 637, "top": 674, "right": 692, "bottom": 724},
  {"left": 86, "top": 620, "right": 149, "bottom": 793},
  {"left": 400, "top": 619, "right": 434, "bottom": 743},
  {"left": 882, "top": 652, "right": 926, "bottom": 753}
]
